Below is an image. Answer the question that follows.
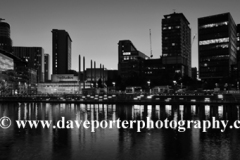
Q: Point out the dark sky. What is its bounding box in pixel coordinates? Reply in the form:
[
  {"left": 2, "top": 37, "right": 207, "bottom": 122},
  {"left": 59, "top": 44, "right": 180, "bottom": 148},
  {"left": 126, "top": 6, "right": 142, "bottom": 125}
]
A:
[{"left": 1, "top": 0, "right": 240, "bottom": 73}]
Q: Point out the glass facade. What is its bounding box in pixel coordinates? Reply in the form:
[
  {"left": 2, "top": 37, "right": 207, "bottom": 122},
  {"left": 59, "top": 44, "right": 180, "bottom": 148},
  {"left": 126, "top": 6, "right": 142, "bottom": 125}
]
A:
[{"left": 0, "top": 52, "right": 13, "bottom": 71}]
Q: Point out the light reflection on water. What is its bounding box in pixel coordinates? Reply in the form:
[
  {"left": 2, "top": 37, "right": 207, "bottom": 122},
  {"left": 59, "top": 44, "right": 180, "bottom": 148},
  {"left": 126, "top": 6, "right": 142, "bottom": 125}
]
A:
[{"left": 0, "top": 103, "right": 240, "bottom": 160}]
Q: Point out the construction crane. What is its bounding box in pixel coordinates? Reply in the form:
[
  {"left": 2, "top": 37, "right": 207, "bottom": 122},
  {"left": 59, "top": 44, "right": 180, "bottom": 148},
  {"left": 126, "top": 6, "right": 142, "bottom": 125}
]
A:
[{"left": 149, "top": 29, "right": 153, "bottom": 58}]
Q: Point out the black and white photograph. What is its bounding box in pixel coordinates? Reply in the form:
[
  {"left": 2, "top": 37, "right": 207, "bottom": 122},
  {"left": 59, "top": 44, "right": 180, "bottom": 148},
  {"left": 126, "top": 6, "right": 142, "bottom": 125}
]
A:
[{"left": 0, "top": 0, "right": 240, "bottom": 159}]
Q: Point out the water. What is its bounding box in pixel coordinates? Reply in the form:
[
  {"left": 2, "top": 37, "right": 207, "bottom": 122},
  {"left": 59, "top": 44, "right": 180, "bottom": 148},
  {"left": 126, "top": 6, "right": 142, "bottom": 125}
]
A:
[{"left": 0, "top": 102, "right": 240, "bottom": 160}]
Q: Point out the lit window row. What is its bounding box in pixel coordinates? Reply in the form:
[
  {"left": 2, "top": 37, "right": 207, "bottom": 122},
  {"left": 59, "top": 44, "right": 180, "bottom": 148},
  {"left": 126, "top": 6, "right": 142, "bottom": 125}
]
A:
[
  {"left": 199, "top": 21, "right": 228, "bottom": 29},
  {"left": 145, "top": 71, "right": 152, "bottom": 74},
  {"left": 123, "top": 56, "right": 137, "bottom": 60},
  {"left": 216, "top": 44, "right": 228, "bottom": 48},
  {"left": 163, "top": 26, "right": 181, "bottom": 30},
  {"left": 200, "top": 55, "right": 229, "bottom": 62},
  {"left": 199, "top": 38, "right": 229, "bottom": 45},
  {"left": 123, "top": 52, "right": 131, "bottom": 55}
]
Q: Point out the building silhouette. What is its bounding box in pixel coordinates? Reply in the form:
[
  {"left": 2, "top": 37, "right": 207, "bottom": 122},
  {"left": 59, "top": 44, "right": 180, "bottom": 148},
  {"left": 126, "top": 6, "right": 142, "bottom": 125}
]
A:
[
  {"left": 12, "top": 47, "right": 45, "bottom": 83},
  {"left": 118, "top": 40, "right": 149, "bottom": 86},
  {"left": 44, "top": 54, "right": 50, "bottom": 82},
  {"left": 198, "top": 13, "right": 237, "bottom": 83},
  {"left": 52, "top": 29, "right": 72, "bottom": 74},
  {"left": 162, "top": 12, "right": 191, "bottom": 77},
  {"left": 0, "top": 19, "right": 12, "bottom": 52}
]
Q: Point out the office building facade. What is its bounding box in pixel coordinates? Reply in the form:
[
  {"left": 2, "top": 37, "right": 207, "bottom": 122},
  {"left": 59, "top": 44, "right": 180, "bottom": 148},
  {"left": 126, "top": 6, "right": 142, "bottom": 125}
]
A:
[
  {"left": 198, "top": 13, "right": 237, "bottom": 82},
  {"left": 12, "top": 47, "right": 45, "bottom": 82},
  {"left": 162, "top": 12, "right": 191, "bottom": 77},
  {"left": 52, "top": 29, "right": 72, "bottom": 74}
]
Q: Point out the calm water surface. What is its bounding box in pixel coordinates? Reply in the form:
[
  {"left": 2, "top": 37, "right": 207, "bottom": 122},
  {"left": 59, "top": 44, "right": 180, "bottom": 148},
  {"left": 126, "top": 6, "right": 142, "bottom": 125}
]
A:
[{"left": 0, "top": 103, "right": 240, "bottom": 160}]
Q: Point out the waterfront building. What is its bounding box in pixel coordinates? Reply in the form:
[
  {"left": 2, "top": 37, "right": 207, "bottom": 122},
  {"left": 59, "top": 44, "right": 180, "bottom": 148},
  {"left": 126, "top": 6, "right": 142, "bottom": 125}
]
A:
[
  {"left": 162, "top": 12, "right": 191, "bottom": 77},
  {"left": 0, "top": 48, "right": 37, "bottom": 94},
  {"left": 0, "top": 19, "right": 12, "bottom": 52},
  {"left": 237, "top": 24, "right": 240, "bottom": 80},
  {"left": 52, "top": 29, "right": 72, "bottom": 74},
  {"left": 143, "top": 58, "right": 170, "bottom": 86},
  {"left": 198, "top": 13, "right": 237, "bottom": 84},
  {"left": 37, "top": 74, "right": 91, "bottom": 94},
  {"left": 118, "top": 40, "right": 149, "bottom": 86},
  {"left": 85, "top": 68, "right": 107, "bottom": 83},
  {"left": 84, "top": 68, "right": 118, "bottom": 88},
  {"left": 12, "top": 47, "right": 45, "bottom": 83},
  {"left": 44, "top": 54, "right": 50, "bottom": 82}
]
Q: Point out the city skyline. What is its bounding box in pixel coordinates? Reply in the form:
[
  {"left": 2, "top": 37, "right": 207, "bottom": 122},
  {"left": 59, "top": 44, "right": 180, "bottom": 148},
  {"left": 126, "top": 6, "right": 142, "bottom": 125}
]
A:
[{"left": 1, "top": 0, "right": 240, "bottom": 74}]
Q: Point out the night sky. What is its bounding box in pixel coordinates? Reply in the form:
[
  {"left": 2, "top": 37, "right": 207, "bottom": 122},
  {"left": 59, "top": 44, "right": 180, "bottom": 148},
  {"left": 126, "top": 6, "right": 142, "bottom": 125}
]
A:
[{"left": 1, "top": 0, "right": 240, "bottom": 74}]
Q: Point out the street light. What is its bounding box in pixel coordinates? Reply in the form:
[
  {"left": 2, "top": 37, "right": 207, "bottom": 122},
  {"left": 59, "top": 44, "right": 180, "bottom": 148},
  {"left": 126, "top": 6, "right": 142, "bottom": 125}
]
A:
[
  {"left": 173, "top": 80, "right": 177, "bottom": 85},
  {"left": 147, "top": 81, "right": 151, "bottom": 94},
  {"left": 29, "top": 84, "right": 31, "bottom": 95},
  {"left": 112, "top": 82, "right": 116, "bottom": 93},
  {"left": 147, "top": 81, "right": 150, "bottom": 87}
]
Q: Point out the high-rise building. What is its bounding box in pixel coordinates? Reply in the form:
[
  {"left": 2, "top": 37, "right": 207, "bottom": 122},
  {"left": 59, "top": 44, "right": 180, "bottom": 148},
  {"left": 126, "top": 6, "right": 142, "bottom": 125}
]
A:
[
  {"left": 52, "top": 29, "right": 72, "bottom": 74},
  {"left": 162, "top": 12, "right": 191, "bottom": 77},
  {"left": 198, "top": 13, "right": 237, "bottom": 82},
  {"left": 44, "top": 54, "right": 50, "bottom": 81},
  {"left": 0, "top": 18, "right": 12, "bottom": 52},
  {"left": 12, "top": 47, "right": 45, "bottom": 82}
]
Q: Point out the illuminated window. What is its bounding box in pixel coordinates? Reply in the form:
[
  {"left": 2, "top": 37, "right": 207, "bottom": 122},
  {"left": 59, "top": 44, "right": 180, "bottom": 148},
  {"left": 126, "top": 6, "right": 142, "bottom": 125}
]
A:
[
  {"left": 199, "top": 38, "right": 229, "bottom": 45},
  {"left": 175, "top": 70, "right": 180, "bottom": 73},
  {"left": 123, "top": 52, "right": 131, "bottom": 55},
  {"left": 199, "top": 21, "right": 228, "bottom": 29},
  {"left": 216, "top": 44, "right": 228, "bottom": 48},
  {"left": 172, "top": 43, "right": 175, "bottom": 46},
  {"left": 168, "top": 26, "right": 172, "bottom": 29}
]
